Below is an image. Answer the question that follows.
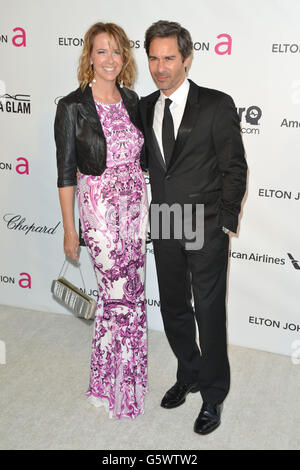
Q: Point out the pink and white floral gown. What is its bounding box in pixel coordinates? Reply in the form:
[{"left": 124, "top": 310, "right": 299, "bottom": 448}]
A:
[{"left": 76, "top": 99, "right": 148, "bottom": 419}]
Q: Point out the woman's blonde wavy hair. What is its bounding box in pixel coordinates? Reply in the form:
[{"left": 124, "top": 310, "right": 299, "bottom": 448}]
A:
[{"left": 78, "top": 22, "right": 136, "bottom": 90}]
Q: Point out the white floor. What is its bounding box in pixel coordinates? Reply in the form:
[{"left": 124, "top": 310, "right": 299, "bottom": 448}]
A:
[{"left": 0, "top": 304, "right": 299, "bottom": 450}]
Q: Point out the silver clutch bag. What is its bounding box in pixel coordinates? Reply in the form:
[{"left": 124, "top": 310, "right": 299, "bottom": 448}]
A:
[{"left": 51, "top": 259, "right": 97, "bottom": 320}]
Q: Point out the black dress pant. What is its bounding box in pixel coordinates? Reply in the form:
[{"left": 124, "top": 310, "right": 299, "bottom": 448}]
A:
[{"left": 153, "top": 227, "right": 230, "bottom": 405}]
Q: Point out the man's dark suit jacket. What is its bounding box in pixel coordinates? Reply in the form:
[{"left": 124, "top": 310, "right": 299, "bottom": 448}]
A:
[{"left": 139, "top": 79, "right": 247, "bottom": 236}]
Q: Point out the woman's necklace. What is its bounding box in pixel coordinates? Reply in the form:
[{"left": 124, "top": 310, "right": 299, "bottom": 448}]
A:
[{"left": 92, "top": 86, "right": 121, "bottom": 104}]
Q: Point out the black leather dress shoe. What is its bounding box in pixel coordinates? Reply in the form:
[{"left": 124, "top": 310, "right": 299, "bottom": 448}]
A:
[
  {"left": 194, "top": 402, "right": 223, "bottom": 435},
  {"left": 161, "top": 381, "right": 200, "bottom": 409}
]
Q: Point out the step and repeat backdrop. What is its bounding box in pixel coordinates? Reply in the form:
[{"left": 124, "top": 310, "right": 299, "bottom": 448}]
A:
[{"left": 1, "top": 0, "right": 299, "bottom": 358}]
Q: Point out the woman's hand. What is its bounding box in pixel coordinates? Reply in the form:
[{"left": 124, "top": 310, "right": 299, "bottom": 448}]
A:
[{"left": 64, "top": 231, "right": 79, "bottom": 261}]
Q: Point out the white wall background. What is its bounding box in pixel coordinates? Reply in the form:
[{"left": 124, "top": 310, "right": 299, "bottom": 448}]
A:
[{"left": 1, "top": 0, "right": 300, "bottom": 358}]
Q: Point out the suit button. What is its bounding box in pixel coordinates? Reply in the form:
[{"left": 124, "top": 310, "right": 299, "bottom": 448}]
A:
[{"left": 165, "top": 175, "right": 171, "bottom": 180}]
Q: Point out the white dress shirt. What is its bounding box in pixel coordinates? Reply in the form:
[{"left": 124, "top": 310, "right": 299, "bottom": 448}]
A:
[
  {"left": 152, "top": 78, "right": 230, "bottom": 235},
  {"left": 153, "top": 78, "right": 190, "bottom": 160}
]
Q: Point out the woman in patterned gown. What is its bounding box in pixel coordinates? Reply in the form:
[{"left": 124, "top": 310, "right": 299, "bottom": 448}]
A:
[{"left": 54, "top": 22, "right": 148, "bottom": 419}]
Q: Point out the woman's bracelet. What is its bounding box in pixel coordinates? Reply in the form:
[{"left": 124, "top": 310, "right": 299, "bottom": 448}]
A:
[{"left": 64, "top": 230, "right": 76, "bottom": 235}]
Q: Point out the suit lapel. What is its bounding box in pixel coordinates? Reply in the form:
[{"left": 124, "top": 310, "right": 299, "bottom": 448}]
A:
[
  {"left": 146, "top": 94, "right": 167, "bottom": 172},
  {"left": 167, "top": 80, "right": 201, "bottom": 170}
]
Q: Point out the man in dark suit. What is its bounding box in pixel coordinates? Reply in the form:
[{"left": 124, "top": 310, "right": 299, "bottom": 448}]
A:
[{"left": 139, "top": 20, "right": 247, "bottom": 435}]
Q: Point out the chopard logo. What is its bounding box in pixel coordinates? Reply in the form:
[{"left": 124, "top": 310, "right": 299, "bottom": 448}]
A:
[{"left": 3, "top": 214, "right": 61, "bottom": 235}]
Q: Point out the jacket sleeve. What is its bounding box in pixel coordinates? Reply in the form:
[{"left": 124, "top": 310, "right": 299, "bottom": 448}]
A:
[
  {"left": 138, "top": 100, "right": 148, "bottom": 172},
  {"left": 212, "top": 94, "right": 248, "bottom": 233},
  {"left": 54, "top": 99, "right": 77, "bottom": 187}
]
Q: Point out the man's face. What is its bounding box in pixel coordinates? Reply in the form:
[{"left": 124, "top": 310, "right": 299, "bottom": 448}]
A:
[{"left": 148, "top": 36, "right": 190, "bottom": 96}]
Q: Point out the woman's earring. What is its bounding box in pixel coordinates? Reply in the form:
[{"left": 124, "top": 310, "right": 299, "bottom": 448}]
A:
[{"left": 89, "top": 63, "right": 96, "bottom": 87}]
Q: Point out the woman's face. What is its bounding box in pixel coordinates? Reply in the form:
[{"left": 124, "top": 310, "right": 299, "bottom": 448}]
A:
[{"left": 90, "top": 32, "right": 123, "bottom": 85}]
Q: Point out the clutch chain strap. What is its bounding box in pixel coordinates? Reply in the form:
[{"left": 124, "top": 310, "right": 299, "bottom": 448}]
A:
[{"left": 58, "top": 259, "right": 87, "bottom": 293}]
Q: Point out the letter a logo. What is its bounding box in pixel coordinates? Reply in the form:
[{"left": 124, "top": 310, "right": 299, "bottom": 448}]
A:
[{"left": 12, "top": 27, "right": 27, "bottom": 47}]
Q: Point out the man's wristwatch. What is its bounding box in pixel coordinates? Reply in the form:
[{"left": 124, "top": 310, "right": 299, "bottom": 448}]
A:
[{"left": 222, "top": 227, "right": 230, "bottom": 234}]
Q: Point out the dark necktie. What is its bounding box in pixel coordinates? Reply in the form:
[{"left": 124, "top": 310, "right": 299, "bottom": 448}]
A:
[{"left": 162, "top": 98, "right": 175, "bottom": 167}]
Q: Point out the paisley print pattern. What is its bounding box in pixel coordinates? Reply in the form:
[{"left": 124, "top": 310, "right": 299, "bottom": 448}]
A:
[{"left": 76, "top": 99, "right": 148, "bottom": 419}]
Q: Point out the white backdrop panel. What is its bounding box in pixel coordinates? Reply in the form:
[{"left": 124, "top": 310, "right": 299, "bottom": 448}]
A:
[{"left": 0, "top": 0, "right": 299, "bottom": 358}]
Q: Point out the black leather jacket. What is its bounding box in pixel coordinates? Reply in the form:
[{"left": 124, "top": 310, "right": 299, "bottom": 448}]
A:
[{"left": 54, "top": 83, "right": 144, "bottom": 187}]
